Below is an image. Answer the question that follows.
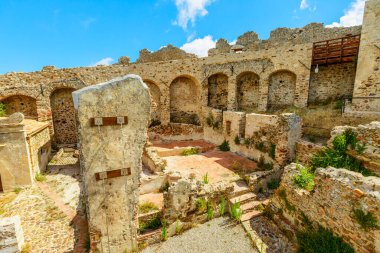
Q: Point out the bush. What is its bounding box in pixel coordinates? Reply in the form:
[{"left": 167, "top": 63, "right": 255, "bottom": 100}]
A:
[
  {"left": 0, "top": 103, "right": 6, "bottom": 117},
  {"left": 139, "top": 215, "right": 162, "bottom": 233},
  {"left": 293, "top": 165, "right": 315, "bottom": 191},
  {"left": 255, "top": 142, "right": 265, "bottom": 152},
  {"left": 234, "top": 136, "right": 240, "bottom": 145},
  {"left": 181, "top": 147, "right": 199, "bottom": 156},
  {"left": 219, "top": 140, "right": 230, "bottom": 152},
  {"left": 353, "top": 208, "right": 378, "bottom": 230},
  {"left": 267, "top": 178, "right": 280, "bottom": 190},
  {"left": 297, "top": 225, "right": 354, "bottom": 253},
  {"left": 139, "top": 202, "right": 159, "bottom": 214}
]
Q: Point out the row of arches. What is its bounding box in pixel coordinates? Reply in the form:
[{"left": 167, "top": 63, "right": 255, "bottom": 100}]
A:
[{"left": 207, "top": 70, "right": 297, "bottom": 111}]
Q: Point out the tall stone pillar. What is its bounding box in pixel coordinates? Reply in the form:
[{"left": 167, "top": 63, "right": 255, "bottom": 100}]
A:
[{"left": 73, "top": 75, "right": 151, "bottom": 252}]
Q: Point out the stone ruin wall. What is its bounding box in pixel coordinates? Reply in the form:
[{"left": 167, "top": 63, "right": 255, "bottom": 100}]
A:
[
  {"left": 271, "top": 164, "right": 380, "bottom": 253},
  {"left": 0, "top": 20, "right": 377, "bottom": 145}
]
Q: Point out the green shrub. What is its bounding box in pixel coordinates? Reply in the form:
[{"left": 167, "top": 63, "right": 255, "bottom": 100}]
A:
[
  {"left": 267, "top": 178, "right": 280, "bottom": 190},
  {"left": 139, "top": 202, "right": 159, "bottom": 214},
  {"left": 244, "top": 138, "right": 252, "bottom": 148},
  {"left": 181, "top": 147, "right": 199, "bottom": 156},
  {"left": 334, "top": 99, "right": 343, "bottom": 110},
  {"left": 219, "top": 197, "right": 226, "bottom": 216},
  {"left": 219, "top": 140, "right": 230, "bottom": 152},
  {"left": 205, "top": 113, "right": 220, "bottom": 129},
  {"left": 175, "top": 219, "right": 182, "bottom": 235},
  {"left": 230, "top": 201, "right": 242, "bottom": 222},
  {"left": 139, "top": 215, "right": 162, "bottom": 233},
  {"left": 207, "top": 202, "right": 214, "bottom": 220},
  {"left": 234, "top": 136, "right": 240, "bottom": 145},
  {"left": 293, "top": 165, "right": 315, "bottom": 191},
  {"left": 196, "top": 198, "right": 207, "bottom": 213},
  {"left": 257, "top": 155, "right": 273, "bottom": 171},
  {"left": 35, "top": 172, "right": 47, "bottom": 182},
  {"left": 160, "top": 182, "right": 170, "bottom": 192},
  {"left": 255, "top": 142, "right": 265, "bottom": 152},
  {"left": 353, "top": 208, "right": 378, "bottom": 230},
  {"left": 203, "top": 173, "right": 209, "bottom": 184},
  {"left": 297, "top": 225, "right": 354, "bottom": 253},
  {"left": 355, "top": 143, "right": 366, "bottom": 155},
  {"left": 0, "top": 103, "right": 6, "bottom": 117}
]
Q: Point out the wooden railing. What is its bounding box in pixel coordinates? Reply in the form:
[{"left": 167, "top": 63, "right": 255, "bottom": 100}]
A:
[{"left": 312, "top": 34, "right": 361, "bottom": 65}]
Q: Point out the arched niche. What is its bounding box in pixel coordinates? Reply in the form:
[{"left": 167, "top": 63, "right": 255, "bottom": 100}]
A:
[
  {"left": 144, "top": 80, "right": 161, "bottom": 124},
  {"left": 207, "top": 73, "right": 228, "bottom": 110},
  {"left": 1, "top": 95, "right": 38, "bottom": 119},
  {"left": 236, "top": 72, "right": 260, "bottom": 112}
]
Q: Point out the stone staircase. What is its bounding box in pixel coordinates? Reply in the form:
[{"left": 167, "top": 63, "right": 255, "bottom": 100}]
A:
[{"left": 229, "top": 180, "right": 269, "bottom": 222}]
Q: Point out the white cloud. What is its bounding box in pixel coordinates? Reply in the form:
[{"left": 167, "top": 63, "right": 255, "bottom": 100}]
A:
[
  {"left": 81, "top": 17, "right": 96, "bottom": 29},
  {"left": 229, "top": 39, "right": 237, "bottom": 45},
  {"left": 91, "top": 57, "right": 114, "bottom": 66},
  {"left": 174, "top": 0, "right": 214, "bottom": 30},
  {"left": 326, "top": 0, "right": 366, "bottom": 28},
  {"left": 180, "top": 35, "right": 216, "bottom": 57},
  {"left": 300, "top": 0, "right": 309, "bottom": 10}
]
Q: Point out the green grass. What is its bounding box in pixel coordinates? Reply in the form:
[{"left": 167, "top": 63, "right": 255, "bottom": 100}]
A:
[
  {"left": 181, "top": 147, "right": 199, "bottom": 156},
  {"left": 139, "top": 202, "right": 159, "bottom": 214},
  {"left": 293, "top": 165, "right": 315, "bottom": 191},
  {"left": 175, "top": 219, "right": 182, "bottom": 235},
  {"left": 203, "top": 173, "right": 209, "bottom": 184},
  {"left": 0, "top": 103, "right": 6, "bottom": 117},
  {"left": 297, "top": 225, "right": 354, "bottom": 253},
  {"left": 219, "top": 197, "right": 226, "bottom": 216},
  {"left": 161, "top": 225, "right": 168, "bottom": 241},
  {"left": 353, "top": 208, "right": 378, "bottom": 230},
  {"left": 207, "top": 202, "right": 214, "bottom": 220},
  {"left": 219, "top": 140, "right": 230, "bottom": 152},
  {"left": 196, "top": 197, "right": 207, "bottom": 213}
]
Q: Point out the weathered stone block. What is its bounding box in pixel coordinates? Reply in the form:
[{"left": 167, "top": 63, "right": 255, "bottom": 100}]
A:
[{"left": 0, "top": 216, "right": 24, "bottom": 253}]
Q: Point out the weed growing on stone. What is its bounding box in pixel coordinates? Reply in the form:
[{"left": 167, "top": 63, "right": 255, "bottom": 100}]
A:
[
  {"left": 139, "top": 215, "right": 162, "bottom": 233},
  {"left": 207, "top": 202, "right": 214, "bottom": 220},
  {"left": 139, "top": 202, "right": 159, "bottom": 214},
  {"left": 219, "top": 140, "right": 230, "bottom": 152},
  {"left": 161, "top": 225, "right": 168, "bottom": 241},
  {"left": 203, "top": 173, "right": 209, "bottom": 184},
  {"left": 353, "top": 208, "right": 378, "bottom": 230},
  {"left": 205, "top": 112, "right": 220, "bottom": 129},
  {"left": 257, "top": 155, "right": 273, "bottom": 171},
  {"left": 293, "top": 165, "right": 315, "bottom": 191},
  {"left": 230, "top": 201, "right": 242, "bottom": 222},
  {"left": 196, "top": 197, "right": 207, "bottom": 213},
  {"left": 13, "top": 187, "right": 22, "bottom": 194},
  {"left": 175, "top": 219, "right": 182, "bottom": 234},
  {"left": 234, "top": 135, "right": 240, "bottom": 145},
  {"left": 35, "top": 172, "right": 47, "bottom": 182},
  {"left": 269, "top": 143, "right": 276, "bottom": 159},
  {"left": 160, "top": 182, "right": 170, "bottom": 192},
  {"left": 219, "top": 197, "right": 226, "bottom": 216},
  {"left": 181, "top": 147, "right": 199, "bottom": 156},
  {"left": 296, "top": 225, "right": 354, "bottom": 253}
]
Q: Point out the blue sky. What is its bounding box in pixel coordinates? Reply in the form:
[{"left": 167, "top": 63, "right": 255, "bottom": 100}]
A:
[{"left": 0, "top": 0, "right": 365, "bottom": 74}]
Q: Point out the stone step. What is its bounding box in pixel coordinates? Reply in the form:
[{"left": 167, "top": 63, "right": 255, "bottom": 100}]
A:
[
  {"left": 241, "top": 210, "right": 263, "bottom": 222},
  {"left": 229, "top": 192, "right": 256, "bottom": 205},
  {"left": 231, "top": 180, "right": 251, "bottom": 197},
  {"left": 240, "top": 201, "right": 261, "bottom": 213}
]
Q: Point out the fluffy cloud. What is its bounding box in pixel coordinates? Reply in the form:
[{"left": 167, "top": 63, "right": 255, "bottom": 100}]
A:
[
  {"left": 91, "top": 57, "right": 114, "bottom": 66},
  {"left": 174, "top": 0, "right": 214, "bottom": 30},
  {"left": 180, "top": 35, "right": 216, "bottom": 57},
  {"left": 300, "top": 0, "right": 309, "bottom": 10},
  {"left": 326, "top": 0, "right": 366, "bottom": 28}
]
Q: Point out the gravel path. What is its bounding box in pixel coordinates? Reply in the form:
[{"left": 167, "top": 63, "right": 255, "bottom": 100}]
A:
[{"left": 142, "top": 217, "right": 258, "bottom": 253}]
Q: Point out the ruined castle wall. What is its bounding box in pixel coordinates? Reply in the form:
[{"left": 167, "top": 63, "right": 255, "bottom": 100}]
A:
[
  {"left": 207, "top": 73, "right": 229, "bottom": 110},
  {"left": 268, "top": 70, "right": 297, "bottom": 110},
  {"left": 352, "top": 0, "right": 380, "bottom": 112},
  {"left": 144, "top": 80, "right": 161, "bottom": 123},
  {"left": 236, "top": 72, "right": 260, "bottom": 111},
  {"left": 309, "top": 63, "right": 356, "bottom": 103},
  {"left": 1, "top": 95, "right": 38, "bottom": 119},
  {"left": 27, "top": 124, "right": 51, "bottom": 175},
  {"left": 137, "top": 45, "right": 196, "bottom": 63},
  {"left": 272, "top": 164, "right": 380, "bottom": 253}
]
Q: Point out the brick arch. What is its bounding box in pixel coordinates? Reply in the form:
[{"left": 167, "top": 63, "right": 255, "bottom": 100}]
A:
[
  {"left": 0, "top": 94, "right": 38, "bottom": 119},
  {"left": 268, "top": 70, "right": 297, "bottom": 110},
  {"left": 236, "top": 71, "right": 260, "bottom": 112},
  {"left": 44, "top": 79, "right": 86, "bottom": 99},
  {"left": 50, "top": 88, "right": 77, "bottom": 145},
  {"left": 169, "top": 75, "right": 200, "bottom": 125},
  {"left": 143, "top": 79, "right": 161, "bottom": 123},
  {"left": 207, "top": 72, "right": 228, "bottom": 110}
]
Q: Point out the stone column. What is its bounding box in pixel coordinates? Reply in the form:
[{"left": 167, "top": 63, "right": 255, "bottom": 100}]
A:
[{"left": 73, "top": 75, "right": 151, "bottom": 253}]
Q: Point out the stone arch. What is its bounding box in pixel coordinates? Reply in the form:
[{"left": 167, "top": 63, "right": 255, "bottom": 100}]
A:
[
  {"left": 143, "top": 80, "right": 161, "bottom": 124},
  {"left": 169, "top": 75, "right": 200, "bottom": 125},
  {"left": 268, "top": 70, "right": 296, "bottom": 110},
  {"left": 1, "top": 95, "right": 38, "bottom": 119},
  {"left": 207, "top": 73, "right": 228, "bottom": 110},
  {"left": 50, "top": 88, "right": 77, "bottom": 145},
  {"left": 236, "top": 71, "right": 260, "bottom": 112}
]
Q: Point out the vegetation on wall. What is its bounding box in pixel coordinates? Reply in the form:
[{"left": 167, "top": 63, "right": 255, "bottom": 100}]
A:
[
  {"left": 257, "top": 155, "right": 273, "bottom": 171},
  {"left": 0, "top": 103, "right": 6, "bottom": 117},
  {"left": 267, "top": 178, "right": 280, "bottom": 190},
  {"left": 196, "top": 197, "right": 207, "bottom": 213},
  {"left": 311, "top": 129, "right": 374, "bottom": 176},
  {"left": 219, "top": 197, "right": 226, "bottom": 216},
  {"left": 293, "top": 164, "right": 315, "bottom": 191},
  {"left": 181, "top": 147, "right": 199, "bottom": 156},
  {"left": 205, "top": 112, "right": 221, "bottom": 129},
  {"left": 278, "top": 189, "right": 296, "bottom": 212},
  {"left": 353, "top": 208, "right": 378, "bottom": 230},
  {"left": 139, "top": 215, "right": 162, "bottom": 233},
  {"left": 230, "top": 201, "right": 242, "bottom": 222},
  {"left": 139, "top": 202, "right": 159, "bottom": 214},
  {"left": 234, "top": 135, "right": 240, "bottom": 145},
  {"left": 296, "top": 225, "right": 355, "bottom": 253}
]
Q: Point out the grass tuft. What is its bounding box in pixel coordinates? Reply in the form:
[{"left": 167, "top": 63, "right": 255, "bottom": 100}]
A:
[{"left": 139, "top": 202, "right": 159, "bottom": 214}]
